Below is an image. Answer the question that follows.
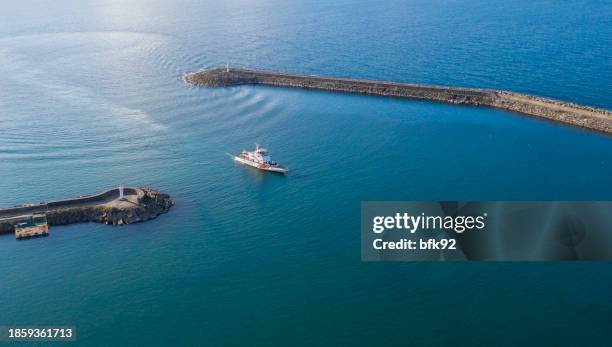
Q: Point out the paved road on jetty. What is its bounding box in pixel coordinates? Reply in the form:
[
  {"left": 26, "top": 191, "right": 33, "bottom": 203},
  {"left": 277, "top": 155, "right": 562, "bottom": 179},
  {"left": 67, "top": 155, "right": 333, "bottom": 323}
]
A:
[{"left": 0, "top": 188, "right": 141, "bottom": 220}]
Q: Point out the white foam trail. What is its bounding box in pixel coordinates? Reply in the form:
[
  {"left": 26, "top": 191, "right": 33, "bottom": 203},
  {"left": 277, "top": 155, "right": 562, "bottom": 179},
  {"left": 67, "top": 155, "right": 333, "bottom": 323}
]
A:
[{"left": 0, "top": 32, "right": 168, "bottom": 132}]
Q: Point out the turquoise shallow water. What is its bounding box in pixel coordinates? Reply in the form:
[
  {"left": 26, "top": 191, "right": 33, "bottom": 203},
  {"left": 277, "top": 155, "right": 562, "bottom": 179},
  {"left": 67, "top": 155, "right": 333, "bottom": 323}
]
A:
[{"left": 1, "top": 0, "right": 612, "bottom": 345}]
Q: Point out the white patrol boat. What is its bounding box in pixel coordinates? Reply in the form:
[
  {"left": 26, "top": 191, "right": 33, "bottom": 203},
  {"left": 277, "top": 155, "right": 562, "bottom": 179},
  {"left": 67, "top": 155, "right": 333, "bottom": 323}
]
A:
[{"left": 233, "top": 145, "right": 288, "bottom": 174}]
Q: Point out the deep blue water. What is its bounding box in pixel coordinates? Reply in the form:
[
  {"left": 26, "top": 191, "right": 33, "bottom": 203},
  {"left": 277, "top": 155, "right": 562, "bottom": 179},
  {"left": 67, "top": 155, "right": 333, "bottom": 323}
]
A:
[{"left": 1, "top": 1, "right": 611, "bottom": 345}]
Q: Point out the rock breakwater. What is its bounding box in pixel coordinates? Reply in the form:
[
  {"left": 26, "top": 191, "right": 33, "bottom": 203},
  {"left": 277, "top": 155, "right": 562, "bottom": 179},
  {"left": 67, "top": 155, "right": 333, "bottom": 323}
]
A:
[
  {"left": 0, "top": 187, "right": 173, "bottom": 235},
  {"left": 185, "top": 67, "right": 612, "bottom": 134}
]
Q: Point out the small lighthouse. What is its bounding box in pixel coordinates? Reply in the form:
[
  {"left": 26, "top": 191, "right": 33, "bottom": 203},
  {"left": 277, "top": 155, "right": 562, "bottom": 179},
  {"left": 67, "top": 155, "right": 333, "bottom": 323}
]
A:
[{"left": 119, "top": 186, "right": 126, "bottom": 201}]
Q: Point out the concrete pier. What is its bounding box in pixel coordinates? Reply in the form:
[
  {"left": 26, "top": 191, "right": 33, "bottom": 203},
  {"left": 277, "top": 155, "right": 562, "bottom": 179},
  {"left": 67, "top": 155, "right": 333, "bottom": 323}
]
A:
[
  {"left": 0, "top": 187, "right": 173, "bottom": 236},
  {"left": 184, "top": 67, "right": 612, "bottom": 134}
]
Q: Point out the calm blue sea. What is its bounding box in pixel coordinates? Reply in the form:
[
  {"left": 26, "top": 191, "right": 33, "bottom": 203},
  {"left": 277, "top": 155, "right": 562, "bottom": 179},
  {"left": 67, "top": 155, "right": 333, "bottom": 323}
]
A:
[{"left": 1, "top": 0, "right": 611, "bottom": 345}]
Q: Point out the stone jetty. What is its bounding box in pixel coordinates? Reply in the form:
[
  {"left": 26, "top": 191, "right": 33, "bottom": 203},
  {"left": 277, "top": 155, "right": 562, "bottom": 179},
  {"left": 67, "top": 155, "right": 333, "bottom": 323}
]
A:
[
  {"left": 0, "top": 187, "right": 173, "bottom": 235},
  {"left": 185, "top": 67, "right": 612, "bottom": 134}
]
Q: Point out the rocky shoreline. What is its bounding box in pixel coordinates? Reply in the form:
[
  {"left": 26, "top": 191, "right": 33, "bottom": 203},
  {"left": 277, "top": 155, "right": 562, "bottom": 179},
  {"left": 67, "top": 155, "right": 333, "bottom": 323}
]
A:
[
  {"left": 46, "top": 189, "right": 173, "bottom": 227},
  {"left": 0, "top": 188, "right": 173, "bottom": 235},
  {"left": 185, "top": 67, "right": 612, "bottom": 134}
]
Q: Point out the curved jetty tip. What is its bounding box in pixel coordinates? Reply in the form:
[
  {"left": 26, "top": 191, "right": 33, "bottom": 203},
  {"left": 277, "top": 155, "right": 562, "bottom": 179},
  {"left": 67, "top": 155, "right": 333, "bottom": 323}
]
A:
[
  {"left": 0, "top": 187, "right": 174, "bottom": 235},
  {"left": 184, "top": 67, "right": 259, "bottom": 87},
  {"left": 185, "top": 67, "right": 612, "bottom": 134}
]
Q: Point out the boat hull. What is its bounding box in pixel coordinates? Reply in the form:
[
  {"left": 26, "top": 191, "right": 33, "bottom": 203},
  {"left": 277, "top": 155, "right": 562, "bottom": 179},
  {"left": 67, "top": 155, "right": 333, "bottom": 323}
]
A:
[{"left": 233, "top": 156, "right": 288, "bottom": 174}]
